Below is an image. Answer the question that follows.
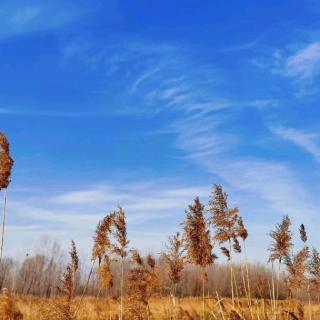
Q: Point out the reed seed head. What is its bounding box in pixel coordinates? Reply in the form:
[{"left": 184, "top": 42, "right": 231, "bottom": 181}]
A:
[
  {"left": 268, "top": 215, "right": 293, "bottom": 263},
  {"left": 97, "top": 255, "right": 114, "bottom": 289},
  {"left": 112, "top": 206, "right": 129, "bottom": 259},
  {"left": 92, "top": 213, "right": 114, "bottom": 264},
  {"left": 163, "top": 232, "right": 186, "bottom": 285},
  {"left": 299, "top": 224, "right": 307, "bottom": 243},
  {"left": 0, "top": 133, "right": 14, "bottom": 190},
  {"left": 284, "top": 246, "right": 309, "bottom": 291},
  {"left": 209, "top": 184, "right": 242, "bottom": 256},
  {"left": 184, "top": 197, "right": 216, "bottom": 268}
]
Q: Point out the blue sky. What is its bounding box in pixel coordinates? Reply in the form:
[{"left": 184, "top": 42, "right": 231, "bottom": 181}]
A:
[{"left": 1, "top": 0, "right": 320, "bottom": 261}]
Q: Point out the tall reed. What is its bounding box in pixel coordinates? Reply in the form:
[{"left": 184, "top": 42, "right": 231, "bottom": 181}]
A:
[
  {"left": 268, "top": 215, "right": 293, "bottom": 317},
  {"left": 0, "top": 133, "right": 14, "bottom": 263},
  {"left": 184, "top": 197, "right": 216, "bottom": 320},
  {"left": 209, "top": 184, "right": 241, "bottom": 308},
  {"left": 126, "top": 250, "right": 157, "bottom": 320},
  {"left": 163, "top": 232, "right": 186, "bottom": 319},
  {"left": 112, "top": 206, "right": 129, "bottom": 320},
  {"left": 53, "top": 240, "right": 79, "bottom": 320}
]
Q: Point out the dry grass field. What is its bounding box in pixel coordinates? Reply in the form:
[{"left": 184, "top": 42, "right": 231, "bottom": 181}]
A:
[{"left": 2, "top": 296, "right": 319, "bottom": 319}]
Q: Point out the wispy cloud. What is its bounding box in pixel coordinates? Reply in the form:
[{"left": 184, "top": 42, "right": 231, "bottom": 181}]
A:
[
  {"left": 56, "top": 38, "right": 320, "bottom": 258},
  {"left": 274, "top": 42, "right": 320, "bottom": 82},
  {"left": 285, "top": 42, "right": 320, "bottom": 81},
  {"left": 0, "top": 107, "right": 113, "bottom": 117},
  {"left": 129, "top": 68, "right": 160, "bottom": 94},
  {"left": 271, "top": 126, "right": 320, "bottom": 162},
  {"left": 0, "top": 1, "right": 94, "bottom": 39},
  {"left": 7, "top": 180, "right": 209, "bottom": 257}
]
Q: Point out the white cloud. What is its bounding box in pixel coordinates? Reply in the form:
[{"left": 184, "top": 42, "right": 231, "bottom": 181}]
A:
[
  {"left": 56, "top": 39, "right": 320, "bottom": 260},
  {"left": 271, "top": 126, "right": 320, "bottom": 162},
  {"left": 10, "top": 6, "right": 41, "bottom": 26},
  {"left": 0, "top": 1, "right": 92, "bottom": 39},
  {"left": 129, "top": 67, "right": 160, "bottom": 94},
  {"left": 282, "top": 42, "right": 320, "bottom": 81},
  {"left": 6, "top": 181, "right": 210, "bottom": 258}
]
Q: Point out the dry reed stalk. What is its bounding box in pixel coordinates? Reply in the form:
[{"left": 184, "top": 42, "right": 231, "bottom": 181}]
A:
[
  {"left": 214, "top": 292, "right": 225, "bottom": 320},
  {"left": 75, "top": 212, "right": 116, "bottom": 317},
  {"left": 209, "top": 184, "right": 242, "bottom": 308},
  {"left": 92, "top": 214, "right": 115, "bottom": 265},
  {"left": 126, "top": 250, "right": 157, "bottom": 320},
  {"left": 163, "top": 232, "right": 186, "bottom": 320},
  {"left": 0, "top": 133, "right": 14, "bottom": 263},
  {"left": 112, "top": 207, "right": 129, "bottom": 320},
  {"left": 52, "top": 241, "right": 79, "bottom": 320},
  {"left": 308, "top": 248, "right": 320, "bottom": 293},
  {"left": 269, "top": 215, "right": 293, "bottom": 317},
  {"left": 284, "top": 247, "right": 309, "bottom": 299},
  {"left": 183, "top": 197, "right": 216, "bottom": 320}
]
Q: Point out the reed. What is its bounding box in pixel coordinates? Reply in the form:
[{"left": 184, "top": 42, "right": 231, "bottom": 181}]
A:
[
  {"left": 51, "top": 241, "right": 79, "bottom": 320},
  {"left": 163, "top": 232, "right": 186, "bottom": 319},
  {"left": 183, "top": 197, "right": 216, "bottom": 320},
  {"left": 209, "top": 184, "right": 242, "bottom": 308},
  {"left": 112, "top": 206, "right": 129, "bottom": 320},
  {"left": 126, "top": 250, "right": 157, "bottom": 320},
  {"left": 268, "top": 215, "right": 293, "bottom": 316},
  {"left": 0, "top": 133, "right": 14, "bottom": 263}
]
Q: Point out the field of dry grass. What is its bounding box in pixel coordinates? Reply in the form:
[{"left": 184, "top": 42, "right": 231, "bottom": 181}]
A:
[{"left": 6, "top": 296, "right": 320, "bottom": 320}]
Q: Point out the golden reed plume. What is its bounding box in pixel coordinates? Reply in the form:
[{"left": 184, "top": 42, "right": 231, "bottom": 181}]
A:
[{"left": 0, "top": 133, "right": 14, "bottom": 263}]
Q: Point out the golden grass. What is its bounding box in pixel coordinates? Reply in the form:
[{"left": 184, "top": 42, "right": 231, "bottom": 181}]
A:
[{"left": 4, "top": 295, "right": 320, "bottom": 320}]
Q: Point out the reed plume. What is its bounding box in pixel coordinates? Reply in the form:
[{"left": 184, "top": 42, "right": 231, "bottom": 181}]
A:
[
  {"left": 284, "top": 246, "right": 309, "bottom": 296},
  {"left": 268, "top": 215, "right": 293, "bottom": 315},
  {"left": 126, "top": 250, "right": 157, "bottom": 320},
  {"left": 268, "top": 215, "right": 293, "bottom": 264},
  {"left": 209, "top": 184, "right": 241, "bottom": 307},
  {"left": 236, "top": 215, "right": 252, "bottom": 311},
  {"left": 53, "top": 241, "right": 79, "bottom": 320},
  {"left": 299, "top": 224, "right": 307, "bottom": 243},
  {"left": 163, "top": 232, "right": 186, "bottom": 319},
  {"left": 92, "top": 213, "right": 115, "bottom": 265},
  {"left": 97, "top": 255, "right": 113, "bottom": 290},
  {"left": 309, "top": 248, "right": 320, "bottom": 289},
  {"left": 184, "top": 197, "right": 216, "bottom": 319},
  {"left": 0, "top": 133, "right": 14, "bottom": 190},
  {"left": 112, "top": 206, "right": 129, "bottom": 320},
  {"left": 0, "top": 133, "right": 14, "bottom": 263},
  {"left": 163, "top": 232, "right": 186, "bottom": 286}
]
